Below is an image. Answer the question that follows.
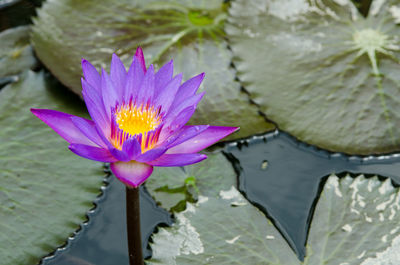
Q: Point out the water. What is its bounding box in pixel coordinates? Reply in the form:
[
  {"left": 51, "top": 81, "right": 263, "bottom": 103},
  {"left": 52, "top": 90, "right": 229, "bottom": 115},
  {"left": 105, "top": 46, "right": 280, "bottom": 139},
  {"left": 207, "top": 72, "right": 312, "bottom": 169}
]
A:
[
  {"left": 41, "top": 169, "right": 172, "bottom": 265},
  {"left": 227, "top": 131, "right": 400, "bottom": 260}
]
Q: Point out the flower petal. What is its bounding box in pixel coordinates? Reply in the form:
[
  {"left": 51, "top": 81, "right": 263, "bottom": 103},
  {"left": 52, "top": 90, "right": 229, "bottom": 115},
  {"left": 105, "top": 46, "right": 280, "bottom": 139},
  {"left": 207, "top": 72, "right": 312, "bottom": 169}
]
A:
[
  {"left": 110, "top": 53, "right": 127, "bottom": 98},
  {"left": 148, "top": 153, "right": 207, "bottom": 167},
  {"left": 136, "top": 147, "right": 167, "bottom": 162},
  {"left": 101, "top": 68, "right": 118, "bottom": 119},
  {"left": 154, "top": 59, "right": 173, "bottom": 95},
  {"left": 134, "top": 46, "right": 146, "bottom": 73},
  {"left": 173, "top": 72, "right": 205, "bottom": 107},
  {"left": 70, "top": 116, "right": 107, "bottom": 148},
  {"left": 159, "top": 106, "right": 196, "bottom": 142},
  {"left": 122, "top": 137, "right": 142, "bottom": 160},
  {"left": 110, "top": 160, "right": 153, "bottom": 187},
  {"left": 125, "top": 55, "right": 145, "bottom": 102},
  {"left": 169, "top": 106, "right": 196, "bottom": 131},
  {"left": 167, "top": 126, "right": 239, "bottom": 154},
  {"left": 31, "top": 108, "right": 97, "bottom": 146},
  {"left": 69, "top": 144, "right": 117, "bottom": 162},
  {"left": 167, "top": 125, "right": 209, "bottom": 148},
  {"left": 137, "top": 64, "right": 155, "bottom": 103},
  {"left": 81, "top": 59, "right": 101, "bottom": 90},
  {"left": 154, "top": 73, "right": 182, "bottom": 114},
  {"left": 81, "top": 78, "right": 109, "bottom": 132},
  {"left": 166, "top": 92, "right": 205, "bottom": 123}
]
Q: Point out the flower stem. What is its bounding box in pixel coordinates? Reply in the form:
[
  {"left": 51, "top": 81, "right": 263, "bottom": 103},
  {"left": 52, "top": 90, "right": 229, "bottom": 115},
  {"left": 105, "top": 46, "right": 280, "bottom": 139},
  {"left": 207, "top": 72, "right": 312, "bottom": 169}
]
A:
[{"left": 126, "top": 186, "right": 144, "bottom": 265}]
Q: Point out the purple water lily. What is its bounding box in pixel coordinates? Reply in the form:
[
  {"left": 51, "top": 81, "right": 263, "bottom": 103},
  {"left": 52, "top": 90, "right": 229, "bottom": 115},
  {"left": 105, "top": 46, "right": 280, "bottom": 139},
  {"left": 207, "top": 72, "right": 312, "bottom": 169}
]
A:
[{"left": 31, "top": 47, "right": 238, "bottom": 187}]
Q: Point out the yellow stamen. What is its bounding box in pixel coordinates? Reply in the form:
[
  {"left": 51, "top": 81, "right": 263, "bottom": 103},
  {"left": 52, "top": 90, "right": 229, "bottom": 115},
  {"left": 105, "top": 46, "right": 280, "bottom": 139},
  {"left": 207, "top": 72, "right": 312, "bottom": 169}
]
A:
[
  {"left": 111, "top": 103, "right": 162, "bottom": 151},
  {"left": 116, "top": 104, "right": 160, "bottom": 135}
]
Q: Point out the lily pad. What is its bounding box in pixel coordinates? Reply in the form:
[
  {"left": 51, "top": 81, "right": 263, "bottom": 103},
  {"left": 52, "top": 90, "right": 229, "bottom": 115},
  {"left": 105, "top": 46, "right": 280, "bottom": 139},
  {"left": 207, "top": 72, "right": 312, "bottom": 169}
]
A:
[
  {"left": 145, "top": 152, "right": 236, "bottom": 212},
  {"left": 226, "top": 0, "right": 400, "bottom": 154},
  {"left": 149, "top": 174, "right": 400, "bottom": 264},
  {"left": 0, "top": 26, "right": 37, "bottom": 84},
  {"left": 31, "top": 0, "right": 275, "bottom": 140},
  {"left": 0, "top": 71, "right": 103, "bottom": 264}
]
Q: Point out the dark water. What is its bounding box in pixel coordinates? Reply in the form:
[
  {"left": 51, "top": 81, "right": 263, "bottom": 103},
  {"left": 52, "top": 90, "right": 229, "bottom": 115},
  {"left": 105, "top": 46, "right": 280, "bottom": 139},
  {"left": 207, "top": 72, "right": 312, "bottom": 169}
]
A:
[
  {"left": 227, "top": 131, "right": 400, "bottom": 260},
  {"left": 41, "top": 130, "right": 400, "bottom": 263},
  {"left": 41, "top": 170, "right": 172, "bottom": 265},
  {"left": 0, "top": 0, "right": 43, "bottom": 31}
]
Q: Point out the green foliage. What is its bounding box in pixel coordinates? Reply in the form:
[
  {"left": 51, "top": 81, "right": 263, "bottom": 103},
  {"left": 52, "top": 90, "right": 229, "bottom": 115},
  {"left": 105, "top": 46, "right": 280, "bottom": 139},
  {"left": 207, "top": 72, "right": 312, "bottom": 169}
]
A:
[
  {"left": 226, "top": 0, "right": 400, "bottom": 154},
  {"left": 31, "top": 0, "right": 275, "bottom": 140},
  {"left": 0, "top": 71, "right": 103, "bottom": 264},
  {"left": 149, "top": 174, "right": 400, "bottom": 264}
]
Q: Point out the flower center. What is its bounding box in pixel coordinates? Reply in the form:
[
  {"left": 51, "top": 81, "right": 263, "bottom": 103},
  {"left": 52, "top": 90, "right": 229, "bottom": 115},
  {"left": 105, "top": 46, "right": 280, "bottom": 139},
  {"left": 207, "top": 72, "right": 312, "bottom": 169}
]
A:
[
  {"left": 115, "top": 104, "right": 161, "bottom": 136},
  {"left": 111, "top": 103, "right": 162, "bottom": 151}
]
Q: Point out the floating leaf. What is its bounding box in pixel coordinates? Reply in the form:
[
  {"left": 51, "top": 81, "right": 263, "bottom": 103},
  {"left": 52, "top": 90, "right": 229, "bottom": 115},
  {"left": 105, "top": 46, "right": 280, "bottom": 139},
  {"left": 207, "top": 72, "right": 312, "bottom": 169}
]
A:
[
  {"left": 145, "top": 152, "right": 235, "bottom": 212},
  {"left": 0, "top": 26, "right": 37, "bottom": 83},
  {"left": 31, "top": 0, "right": 274, "bottom": 140},
  {"left": 226, "top": 0, "right": 400, "bottom": 154},
  {"left": 149, "top": 174, "right": 400, "bottom": 264},
  {"left": 0, "top": 71, "right": 103, "bottom": 264}
]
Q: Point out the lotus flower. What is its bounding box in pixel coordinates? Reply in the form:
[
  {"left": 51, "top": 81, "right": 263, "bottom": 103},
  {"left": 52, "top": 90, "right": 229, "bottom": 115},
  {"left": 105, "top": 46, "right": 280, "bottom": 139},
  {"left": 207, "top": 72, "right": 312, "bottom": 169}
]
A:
[{"left": 31, "top": 47, "right": 238, "bottom": 187}]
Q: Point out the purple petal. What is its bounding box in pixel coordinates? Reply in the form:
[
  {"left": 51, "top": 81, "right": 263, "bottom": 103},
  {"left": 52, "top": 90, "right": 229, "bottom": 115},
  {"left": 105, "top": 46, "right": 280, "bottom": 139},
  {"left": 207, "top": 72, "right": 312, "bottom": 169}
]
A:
[
  {"left": 101, "top": 68, "right": 118, "bottom": 119},
  {"left": 166, "top": 92, "right": 205, "bottom": 122},
  {"left": 154, "top": 60, "right": 173, "bottom": 95},
  {"left": 159, "top": 106, "right": 196, "bottom": 142},
  {"left": 137, "top": 64, "right": 155, "bottom": 103},
  {"left": 169, "top": 106, "right": 196, "bottom": 131},
  {"left": 135, "top": 47, "right": 146, "bottom": 73},
  {"left": 124, "top": 56, "right": 145, "bottom": 102},
  {"left": 81, "top": 59, "right": 101, "bottom": 90},
  {"left": 70, "top": 116, "right": 107, "bottom": 148},
  {"left": 81, "top": 79, "right": 110, "bottom": 137},
  {"left": 93, "top": 127, "right": 130, "bottom": 162},
  {"left": 122, "top": 137, "right": 141, "bottom": 160},
  {"left": 136, "top": 147, "right": 167, "bottom": 162},
  {"left": 173, "top": 73, "right": 205, "bottom": 107},
  {"left": 108, "top": 146, "right": 131, "bottom": 162},
  {"left": 110, "top": 53, "right": 127, "bottom": 98},
  {"left": 69, "top": 143, "right": 117, "bottom": 162},
  {"left": 148, "top": 153, "right": 207, "bottom": 167},
  {"left": 167, "top": 126, "right": 239, "bottom": 154},
  {"left": 110, "top": 160, "right": 153, "bottom": 187},
  {"left": 167, "top": 125, "right": 209, "bottom": 148},
  {"left": 154, "top": 73, "right": 182, "bottom": 114},
  {"left": 31, "top": 108, "right": 97, "bottom": 146}
]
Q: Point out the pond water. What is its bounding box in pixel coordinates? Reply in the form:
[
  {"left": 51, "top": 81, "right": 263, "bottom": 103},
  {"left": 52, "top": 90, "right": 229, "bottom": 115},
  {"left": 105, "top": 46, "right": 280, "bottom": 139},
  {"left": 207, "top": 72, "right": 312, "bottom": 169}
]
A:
[{"left": 40, "top": 130, "right": 400, "bottom": 264}]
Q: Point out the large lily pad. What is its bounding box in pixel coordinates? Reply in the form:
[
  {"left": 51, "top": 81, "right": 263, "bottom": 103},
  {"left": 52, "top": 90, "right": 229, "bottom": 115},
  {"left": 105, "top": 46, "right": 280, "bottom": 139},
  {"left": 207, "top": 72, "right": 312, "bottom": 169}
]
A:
[
  {"left": 0, "top": 71, "right": 103, "bottom": 264},
  {"left": 31, "top": 0, "right": 275, "bottom": 140},
  {"left": 226, "top": 0, "right": 400, "bottom": 154},
  {"left": 145, "top": 152, "right": 236, "bottom": 212},
  {"left": 0, "top": 26, "right": 37, "bottom": 83},
  {"left": 149, "top": 174, "right": 400, "bottom": 264}
]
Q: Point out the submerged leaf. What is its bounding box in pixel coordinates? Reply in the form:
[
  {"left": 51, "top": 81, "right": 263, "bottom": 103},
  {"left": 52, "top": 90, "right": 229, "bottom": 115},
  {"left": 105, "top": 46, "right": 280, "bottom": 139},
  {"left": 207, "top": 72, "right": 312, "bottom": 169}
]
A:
[
  {"left": 226, "top": 0, "right": 400, "bottom": 154},
  {"left": 145, "top": 153, "right": 236, "bottom": 212},
  {"left": 31, "top": 0, "right": 274, "bottom": 140},
  {"left": 0, "top": 71, "right": 103, "bottom": 264},
  {"left": 149, "top": 174, "right": 400, "bottom": 264}
]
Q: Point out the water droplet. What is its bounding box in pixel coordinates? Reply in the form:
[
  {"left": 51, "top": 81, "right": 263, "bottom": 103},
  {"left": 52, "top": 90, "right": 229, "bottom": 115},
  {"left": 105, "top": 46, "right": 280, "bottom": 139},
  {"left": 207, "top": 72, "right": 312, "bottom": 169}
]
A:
[{"left": 261, "top": 160, "right": 268, "bottom": 170}]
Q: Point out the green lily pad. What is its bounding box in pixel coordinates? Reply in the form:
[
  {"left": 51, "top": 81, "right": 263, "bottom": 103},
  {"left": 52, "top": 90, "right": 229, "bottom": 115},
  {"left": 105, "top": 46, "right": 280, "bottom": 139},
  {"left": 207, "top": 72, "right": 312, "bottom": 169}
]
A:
[
  {"left": 0, "top": 71, "right": 103, "bottom": 264},
  {"left": 145, "top": 152, "right": 236, "bottom": 212},
  {"left": 0, "top": 26, "right": 37, "bottom": 81},
  {"left": 149, "top": 174, "right": 400, "bottom": 264},
  {"left": 226, "top": 0, "right": 400, "bottom": 154},
  {"left": 31, "top": 0, "right": 275, "bottom": 140}
]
